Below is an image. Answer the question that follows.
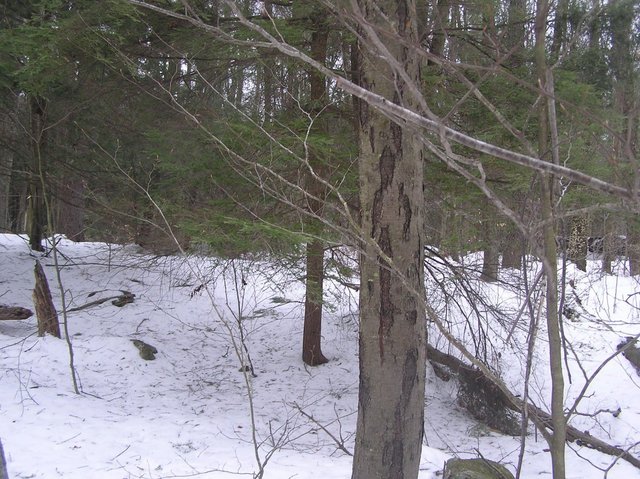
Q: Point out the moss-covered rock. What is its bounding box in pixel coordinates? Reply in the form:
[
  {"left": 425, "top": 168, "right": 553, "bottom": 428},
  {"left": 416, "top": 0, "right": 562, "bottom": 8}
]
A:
[
  {"left": 443, "top": 458, "right": 515, "bottom": 479},
  {"left": 131, "top": 339, "right": 158, "bottom": 360}
]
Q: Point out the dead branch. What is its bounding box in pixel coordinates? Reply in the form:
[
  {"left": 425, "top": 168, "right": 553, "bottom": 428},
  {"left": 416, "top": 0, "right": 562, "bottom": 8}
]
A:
[{"left": 66, "top": 291, "right": 135, "bottom": 313}]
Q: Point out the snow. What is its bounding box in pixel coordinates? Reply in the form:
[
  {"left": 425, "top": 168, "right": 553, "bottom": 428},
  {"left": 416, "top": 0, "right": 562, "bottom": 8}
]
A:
[{"left": 1, "top": 233, "right": 639, "bottom": 478}]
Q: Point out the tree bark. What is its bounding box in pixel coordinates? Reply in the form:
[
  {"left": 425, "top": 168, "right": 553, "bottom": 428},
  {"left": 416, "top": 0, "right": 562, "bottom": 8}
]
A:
[
  {"left": 481, "top": 218, "right": 499, "bottom": 282},
  {"left": 351, "top": 2, "right": 426, "bottom": 478},
  {"left": 0, "top": 112, "right": 14, "bottom": 233},
  {"left": 302, "top": 239, "right": 328, "bottom": 365},
  {"left": 501, "top": 227, "right": 522, "bottom": 270},
  {"left": 27, "top": 96, "right": 47, "bottom": 252},
  {"left": 33, "top": 260, "right": 60, "bottom": 338},
  {"left": 301, "top": 7, "right": 330, "bottom": 367},
  {"left": 567, "top": 217, "right": 587, "bottom": 272},
  {"left": 55, "top": 176, "right": 85, "bottom": 242},
  {"left": 535, "top": 1, "right": 566, "bottom": 476}
]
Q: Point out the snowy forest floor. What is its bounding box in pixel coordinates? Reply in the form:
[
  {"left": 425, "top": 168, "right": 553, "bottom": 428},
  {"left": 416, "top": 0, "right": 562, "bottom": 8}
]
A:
[{"left": 1, "top": 233, "right": 639, "bottom": 479}]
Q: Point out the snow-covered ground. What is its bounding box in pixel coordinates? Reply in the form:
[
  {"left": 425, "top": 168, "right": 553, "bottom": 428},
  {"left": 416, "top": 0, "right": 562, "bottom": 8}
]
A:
[{"left": 1, "top": 233, "right": 639, "bottom": 478}]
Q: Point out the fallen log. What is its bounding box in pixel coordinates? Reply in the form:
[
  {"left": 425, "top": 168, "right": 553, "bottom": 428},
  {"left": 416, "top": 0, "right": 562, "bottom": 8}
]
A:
[
  {"left": 0, "top": 305, "right": 33, "bottom": 320},
  {"left": 427, "top": 345, "right": 640, "bottom": 469},
  {"left": 66, "top": 291, "right": 135, "bottom": 313}
]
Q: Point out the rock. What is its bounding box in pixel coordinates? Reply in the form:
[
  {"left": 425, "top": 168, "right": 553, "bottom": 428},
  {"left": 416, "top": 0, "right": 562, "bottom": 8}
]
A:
[
  {"left": 131, "top": 339, "right": 158, "bottom": 360},
  {"left": 443, "top": 458, "right": 515, "bottom": 479}
]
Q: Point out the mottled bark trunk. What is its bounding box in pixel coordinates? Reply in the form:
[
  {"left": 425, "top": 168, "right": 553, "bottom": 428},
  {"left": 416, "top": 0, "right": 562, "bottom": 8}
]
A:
[
  {"left": 352, "top": 2, "right": 426, "bottom": 479},
  {"left": 33, "top": 260, "right": 60, "bottom": 338},
  {"left": 567, "top": 217, "right": 587, "bottom": 272}
]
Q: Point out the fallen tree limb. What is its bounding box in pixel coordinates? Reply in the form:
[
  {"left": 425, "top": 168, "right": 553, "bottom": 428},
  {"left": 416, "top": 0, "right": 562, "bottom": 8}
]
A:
[
  {"left": 66, "top": 291, "right": 134, "bottom": 313},
  {"left": 0, "top": 305, "right": 33, "bottom": 320},
  {"left": 427, "top": 345, "right": 640, "bottom": 469}
]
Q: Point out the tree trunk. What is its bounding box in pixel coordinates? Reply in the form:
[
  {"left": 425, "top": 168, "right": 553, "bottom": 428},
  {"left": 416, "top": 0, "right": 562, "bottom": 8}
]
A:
[
  {"left": 567, "top": 217, "right": 587, "bottom": 272},
  {"left": 481, "top": 219, "right": 499, "bottom": 282},
  {"left": 301, "top": 8, "right": 329, "bottom": 366},
  {"left": 55, "top": 176, "right": 85, "bottom": 242},
  {"left": 302, "top": 239, "right": 328, "bottom": 365},
  {"left": 0, "top": 149, "right": 12, "bottom": 233},
  {"left": 33, "top": 260, "right": 60, "bottom": 338},
  {"left": 501, "top": 227, "right": 522, "bottom": 270},
  {"left": 628, "top": 222, "right": 640, "bottom": 276},
  {"left": 0, "top": 110, "right": 14, "bottom": 232},
  {"left": 535, "top": 1, "right": 566, "bottom": 476},
  {"left": 27, "top": 96, "right": 48, "bottom": 252},
  {"left": 550, "top": 0, "right": 569, "bottom": 61},
  {"left": 601, "top": 215, "right": 613, "bottom": 274},
  {"left": 506, "top": 0, "right": 526, "bottom": 67},
  {"left": 352, "top": 2, "right": 426, "bottom": 479}
]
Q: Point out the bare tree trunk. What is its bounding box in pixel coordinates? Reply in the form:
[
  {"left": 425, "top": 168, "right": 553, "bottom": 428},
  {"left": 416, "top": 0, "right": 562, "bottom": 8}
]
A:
[
  {"left": 33, "top": 260, "right": 60, "bottom": 338},
  {"left": 351, "top": 2, "right": 426, "bottom": 478},
  {"left": 506, "top": 0, "right": 526, "bottom": 67},
  {"left": 0, "top": 147, "right": 12, "bottom": 233},
  {"left": 27, "top": 96, "right": 47, "bottom": 252},
  {"left": 301, "top": 8, "right": 329, "bottom": 366},
  {"left": 551, "top": 0, "right": 569, "bottom": 61},
  {"left": 302, "top": 239, "right": 328, "bottom": 365},
  {"left": 535, "top": 1, "right": 566, "bottom": 476},
  {"left": 501, "top": 227, "right": 523, "bottom": 270},
  {"left": 55, "top": 176, "right": 85, "bottom": 242},
  {"left": 481, "top": 218, "right": 499, "bottom": 282}
]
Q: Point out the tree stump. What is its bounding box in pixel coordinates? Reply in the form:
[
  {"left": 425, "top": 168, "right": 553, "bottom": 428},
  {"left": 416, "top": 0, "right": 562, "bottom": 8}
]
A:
[{"left": 33, "top": 260, "right": 60, "bottom": 338}]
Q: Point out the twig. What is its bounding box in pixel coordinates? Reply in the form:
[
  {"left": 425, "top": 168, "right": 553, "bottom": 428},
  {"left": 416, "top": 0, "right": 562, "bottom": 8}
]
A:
[{"left": 292, "top": 403, "right": 353, "bottom": 456}]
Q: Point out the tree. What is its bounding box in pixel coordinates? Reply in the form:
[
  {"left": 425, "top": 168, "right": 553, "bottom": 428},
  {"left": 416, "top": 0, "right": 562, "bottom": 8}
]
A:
[{"left": 350, "top": 2, "right": 427, "bottom": 477}]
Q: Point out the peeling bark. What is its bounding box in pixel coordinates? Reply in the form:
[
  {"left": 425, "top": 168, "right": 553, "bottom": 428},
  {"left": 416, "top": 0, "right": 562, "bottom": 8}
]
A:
[{"left": 352, "top": 1, "right": 426, "bottom": 478}]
